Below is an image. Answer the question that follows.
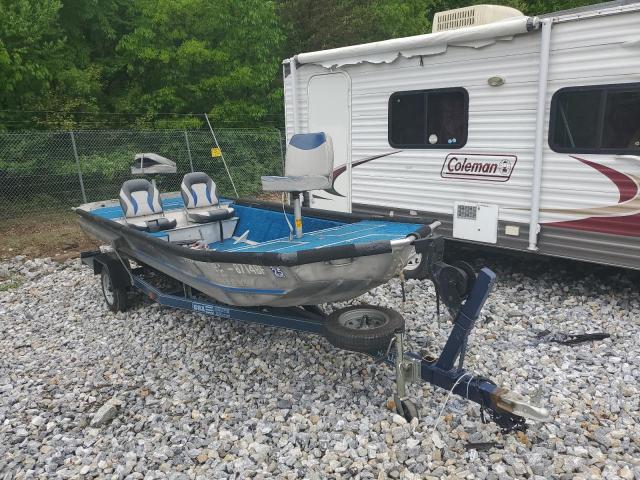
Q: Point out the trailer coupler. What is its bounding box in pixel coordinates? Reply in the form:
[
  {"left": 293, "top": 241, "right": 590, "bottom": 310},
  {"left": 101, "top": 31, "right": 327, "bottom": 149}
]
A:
[{"left": 384, "top": 268, "right": 550, "bottom": 433}]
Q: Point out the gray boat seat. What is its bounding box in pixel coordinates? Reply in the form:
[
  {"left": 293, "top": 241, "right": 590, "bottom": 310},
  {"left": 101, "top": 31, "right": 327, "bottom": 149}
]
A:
[
  {"left": 119, "top": 179, "right": 176, "bottom": 231},
  {"left": 261, "top": 132, "right": 334, "bottom": 192},
  {"left": 181, "top": 172, "right": 235, "bottom": 223}
]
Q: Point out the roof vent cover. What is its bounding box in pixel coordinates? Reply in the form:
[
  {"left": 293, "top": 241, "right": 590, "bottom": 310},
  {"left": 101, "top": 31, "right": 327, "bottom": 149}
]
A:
[{"left": 433, "top": 4, "right": 524, "bottom": 32}]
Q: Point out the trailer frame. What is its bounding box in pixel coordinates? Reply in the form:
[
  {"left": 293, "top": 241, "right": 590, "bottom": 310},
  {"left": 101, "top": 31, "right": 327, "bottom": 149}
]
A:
[{"left": 81, "top": 249, "right": 547, "bottom": 432}]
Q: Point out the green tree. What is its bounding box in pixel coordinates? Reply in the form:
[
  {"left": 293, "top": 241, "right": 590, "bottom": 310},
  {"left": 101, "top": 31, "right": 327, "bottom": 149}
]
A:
[
  {"left": 0, "top": 0, "right": 62, "bottom": 128},
  {"left": 0, "top": 0, "right": 610, "bottom": 131},
  {"left": 115, "top": 0, "right": 284, "bottom": 126},
  {"left": 278, "top": 0, "right": 433, "bottom": 55},
  {"left": 278, "top": 0, "right": 604, "bottom": 55},
  {"left": 0, "top": 0, "right": 116, "bottom": 129}
]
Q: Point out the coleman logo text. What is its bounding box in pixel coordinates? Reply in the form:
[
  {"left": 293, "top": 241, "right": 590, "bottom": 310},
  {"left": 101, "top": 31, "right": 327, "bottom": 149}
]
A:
[{"left": 441, "top": 154, "right": 517, "bottom": 182}]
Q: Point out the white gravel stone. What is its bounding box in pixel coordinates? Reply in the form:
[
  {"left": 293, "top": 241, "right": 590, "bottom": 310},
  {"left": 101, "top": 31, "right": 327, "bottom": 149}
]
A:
[
  {"left": 89, "top": 398, "right": 121, "bottom": 427},
  {"left": 0, "top": 253, "right": 638, "bottom": 478}
]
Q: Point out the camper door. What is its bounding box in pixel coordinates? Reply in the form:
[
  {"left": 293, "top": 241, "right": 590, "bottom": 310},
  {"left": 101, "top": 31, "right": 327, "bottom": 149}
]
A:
[{"left": 307, "top": 73, "right": 351, "bottom": 212}]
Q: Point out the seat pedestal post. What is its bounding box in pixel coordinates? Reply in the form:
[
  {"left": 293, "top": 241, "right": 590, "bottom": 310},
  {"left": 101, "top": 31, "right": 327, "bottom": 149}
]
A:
[{"left": 293, "top": 193, "right": 303, "bottom": 238}]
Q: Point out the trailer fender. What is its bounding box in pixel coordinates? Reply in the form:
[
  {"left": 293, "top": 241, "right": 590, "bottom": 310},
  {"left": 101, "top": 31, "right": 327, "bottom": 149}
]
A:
[{"left": 90, "top": 253, "right": 131, "bottom": 289}]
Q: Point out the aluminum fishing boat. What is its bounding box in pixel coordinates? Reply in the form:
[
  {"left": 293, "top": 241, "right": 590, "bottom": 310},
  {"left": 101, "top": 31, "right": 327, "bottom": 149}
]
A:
[
  {"left": 76, "top": 132, "right": 437, "bottom": 307},
  {"left": 76, "top": 195, "right": 437, "bottom": 307}
]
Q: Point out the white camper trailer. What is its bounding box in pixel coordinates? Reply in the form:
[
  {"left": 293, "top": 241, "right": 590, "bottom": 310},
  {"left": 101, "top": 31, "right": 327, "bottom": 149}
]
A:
[{"left": 282, "top": 0, "right": 640, "bottom": 271}]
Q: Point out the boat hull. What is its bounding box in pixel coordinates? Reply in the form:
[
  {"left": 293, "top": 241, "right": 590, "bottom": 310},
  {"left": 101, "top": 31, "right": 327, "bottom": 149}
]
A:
[{"left": 78, "top": 211, "right": 415, "bottom": 307}]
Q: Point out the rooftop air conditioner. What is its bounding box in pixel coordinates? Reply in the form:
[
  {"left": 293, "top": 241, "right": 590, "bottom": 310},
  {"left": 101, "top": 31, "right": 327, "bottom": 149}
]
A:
[{"left": 433, "top": 5, "right": 524, "bottom": 33}]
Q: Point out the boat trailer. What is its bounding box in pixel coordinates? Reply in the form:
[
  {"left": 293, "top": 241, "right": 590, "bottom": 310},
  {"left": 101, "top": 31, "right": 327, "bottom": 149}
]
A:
[{"left": 80, "top": 248, "right": 549, "bottom": 433}]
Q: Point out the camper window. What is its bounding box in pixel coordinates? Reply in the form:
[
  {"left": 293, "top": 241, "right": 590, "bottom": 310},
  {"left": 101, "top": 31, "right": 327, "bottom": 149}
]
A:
[
  {"left": 550, "top": 83, "right": 640, "bottom": 154},
  {"left": 388, "top": 88, "right": 468, "bottom": 149}
]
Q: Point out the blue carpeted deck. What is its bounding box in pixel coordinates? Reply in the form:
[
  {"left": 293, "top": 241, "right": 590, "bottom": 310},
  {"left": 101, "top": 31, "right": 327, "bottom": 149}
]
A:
[
  {"left": 212, "top": 221, "right": 420, "bottom": 253},
  {"left": 89, "top": 198, "right": 422, "bottom": 253}
]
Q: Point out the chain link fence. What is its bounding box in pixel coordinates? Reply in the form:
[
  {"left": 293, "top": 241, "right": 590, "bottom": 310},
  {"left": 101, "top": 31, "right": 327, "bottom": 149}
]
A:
[{"left": 0, "top": 128, "right": 285, "bottom": 223}]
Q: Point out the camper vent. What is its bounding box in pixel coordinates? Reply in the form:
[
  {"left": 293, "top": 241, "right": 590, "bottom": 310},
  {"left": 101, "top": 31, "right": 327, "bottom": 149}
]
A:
[
  {"left": 433, "top": 5, "right": 524, "bottom": 33},
  {"left": 457, "top": 204, "right": 477, "bottom": 220}
]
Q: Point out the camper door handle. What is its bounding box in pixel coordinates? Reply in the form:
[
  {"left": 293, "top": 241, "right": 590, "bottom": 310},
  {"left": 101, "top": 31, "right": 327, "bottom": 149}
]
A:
[{"left": 615, "top": 155, "right": 640, "bottom": 162}]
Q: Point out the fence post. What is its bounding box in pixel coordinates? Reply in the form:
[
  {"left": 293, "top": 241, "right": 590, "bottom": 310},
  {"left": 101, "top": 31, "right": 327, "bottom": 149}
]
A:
[
  {"left": 184, "top": 129, "right": 194, "bottom": 173},
  {"left": 70, "top": 131, "right": 87, "bottom": 204}
]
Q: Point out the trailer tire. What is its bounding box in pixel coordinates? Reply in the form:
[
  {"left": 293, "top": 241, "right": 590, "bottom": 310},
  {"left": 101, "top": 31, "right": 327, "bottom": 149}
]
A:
[
  {"left": 101, "top": 265, "right": 128, "bottom": 313},
  {"left": 324, "top": 305, "right": 405, "bottom": 354}
]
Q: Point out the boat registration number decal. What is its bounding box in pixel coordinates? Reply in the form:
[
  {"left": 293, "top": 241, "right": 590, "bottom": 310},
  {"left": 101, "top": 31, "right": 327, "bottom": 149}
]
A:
[
  {"left": 192, "top": 302, "right": 230, "bottom": 318},
  {"left": 232, "top": 264, "right": 265, "bottom": 276},
  {"left": 270, "top": 267, "right": 285, "bottom": 278}
]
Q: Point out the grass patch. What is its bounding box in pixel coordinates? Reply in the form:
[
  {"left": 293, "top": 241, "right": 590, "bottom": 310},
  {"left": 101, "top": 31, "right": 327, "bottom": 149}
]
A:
[{"left": 0, "top": 276, "right": 23, "bottom": 292}]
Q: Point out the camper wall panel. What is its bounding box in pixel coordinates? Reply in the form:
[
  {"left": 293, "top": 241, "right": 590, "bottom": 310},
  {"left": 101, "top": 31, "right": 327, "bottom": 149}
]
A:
[
  {"left": 351, "top": 84, "right": 539, "bottom": 118},
  {"left": 283, "top": 68, "right": 295, "bottom": 141},
  {"left": 539, "top": 227, "right": 640, "bottom": 270},
  {"left": 349, "top": 53, "right": 541, "bottom": 96},
  {"left": 549, "top": 10, "right": 640, "bottom": 51},
  {"left": 535, "top": 9, "right": 640, "bottom": 227},
  {"left": 548, "top": 44, "right": 640, "bottom": 81},
  {"left": 344, "top": 37, "right": 541, "bottom": 227},
  {"left": 532, "top": 10, "right": 640, "bottom": 266},
  {"left": 288, "top": 64, "right": 327, "bottom": 135}
]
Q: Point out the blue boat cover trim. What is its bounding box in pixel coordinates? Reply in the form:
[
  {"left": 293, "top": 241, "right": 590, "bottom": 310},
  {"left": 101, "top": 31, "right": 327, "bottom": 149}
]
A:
[{"left": 290, "top": 132, "right": 326, "bottom": 150}]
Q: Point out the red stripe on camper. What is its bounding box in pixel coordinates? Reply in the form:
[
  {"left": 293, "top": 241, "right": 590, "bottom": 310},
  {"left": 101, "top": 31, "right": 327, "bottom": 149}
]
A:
[
  {"left": 547, "top": 213, "right": 640, "bottom": 237},
  {"left": 572, "top": 156, "right": 638, "bottom": 204}
]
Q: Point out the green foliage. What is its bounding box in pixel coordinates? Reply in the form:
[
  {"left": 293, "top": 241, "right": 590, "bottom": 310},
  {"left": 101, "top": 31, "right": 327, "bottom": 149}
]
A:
[
  {"left": 277, "top": 0, "right": 433, "bottom": 54},
  {"left": 278, "top": 0, "right": 604, "bottom": 54},
  {"left": 0, "top": 0, "right": 605, "bottom": 130},
  {"left": 116, "top": 0, "right": 284, "bottom": 125}
]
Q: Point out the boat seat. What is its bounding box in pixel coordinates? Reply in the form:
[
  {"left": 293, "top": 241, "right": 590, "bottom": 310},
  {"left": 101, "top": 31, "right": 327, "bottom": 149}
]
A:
[
  {"left": 119, "top": 179, "right": 176, "bottom": 232},
  {"left": 181, "top": 172, "right": 235, "bottom": 224},
  {"left": 261, "top": 132, "right": 334, "bottom": 192}
]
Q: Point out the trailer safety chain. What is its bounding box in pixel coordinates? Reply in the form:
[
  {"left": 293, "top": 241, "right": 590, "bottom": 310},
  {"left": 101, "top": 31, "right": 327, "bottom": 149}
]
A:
[
  {"left": 464, "top": 372, "right": 527, "bottom": 434},
  {"left": 481, "top": 406, "right": 528, "bottom": 434}
]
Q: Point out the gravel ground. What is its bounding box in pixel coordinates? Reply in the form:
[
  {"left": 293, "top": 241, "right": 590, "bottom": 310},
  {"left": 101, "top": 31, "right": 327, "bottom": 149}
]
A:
[{"left": 0, "top": 253, "right": 639, "bottom": 479}]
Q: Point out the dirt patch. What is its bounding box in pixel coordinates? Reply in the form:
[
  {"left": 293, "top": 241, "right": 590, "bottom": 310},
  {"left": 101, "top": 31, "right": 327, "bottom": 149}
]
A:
[{"left": 0, "top": 211, "right": 98, "bottom": 261}]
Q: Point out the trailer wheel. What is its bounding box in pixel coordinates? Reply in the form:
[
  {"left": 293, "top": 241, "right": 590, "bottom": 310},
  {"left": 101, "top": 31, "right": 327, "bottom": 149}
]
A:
[
  {"left": 403, "top": 252, "right": 427, "bottom": 280},
  {"left": 324, "top": 305, "right": 404, "bottom": 354},
  {"left": 101, "top": 266, "right": 127, "bottom": 313}
]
